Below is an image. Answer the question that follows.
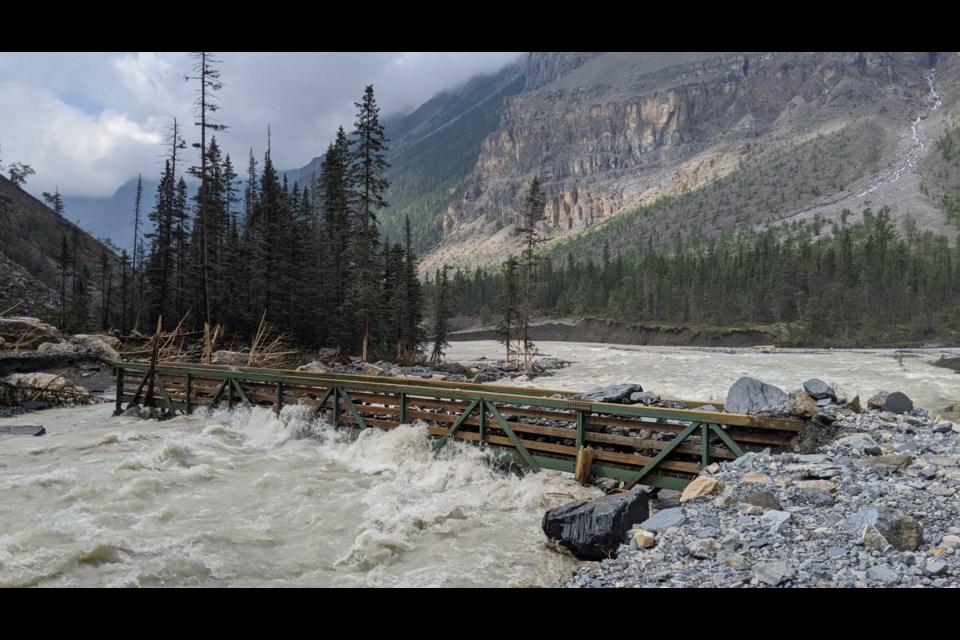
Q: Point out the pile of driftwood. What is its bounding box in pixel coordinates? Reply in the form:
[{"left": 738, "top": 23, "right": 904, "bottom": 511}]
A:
[{"left": 119, "top": 312, "right": 299, "bottom": 369}]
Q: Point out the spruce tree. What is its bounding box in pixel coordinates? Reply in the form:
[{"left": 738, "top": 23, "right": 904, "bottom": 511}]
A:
[
  {"left": 349, "top": 85, "right": 390, "bottom": 360},
  {"left": 516, "top": 176, "right": 546, "bottom": 371},
  {"left": 429, "top": 265, "right": 453, "bottom": 365}
]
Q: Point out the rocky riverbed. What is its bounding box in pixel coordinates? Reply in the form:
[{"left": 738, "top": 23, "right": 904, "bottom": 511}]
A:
[{"left": 562, "top": 404, "right": 960, "bottom": 588}]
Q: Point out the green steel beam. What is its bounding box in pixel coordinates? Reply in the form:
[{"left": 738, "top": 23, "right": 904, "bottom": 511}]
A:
[
  {"left": 434, "top": 399, "right": 480, "bottom": 452},
  {"left": 399, "top": 392, "right": 407, "bottom": 425},
  {"left": 624, "top": 421, "right": 701, "bottom": 489},
  {"left": 709, "top": 423, "right": 745, "bottom": 457},
  {"left": 154, "top": 374, "right": 177, "bottom": 414},
  {"left": 337, "top": 388, "right": 367, "bottom": 430},
  {"left": 485, "top": 400, "right": 539, "bottom": 471},
  {"left": 127, "top": 371, "right": 149, "bottom": 407},
  {"left": 230, "top": 378, "right": 250, "bottom": 406},
  {"left": 701, "top": 423, "right": 710, "bottom": 469},
  {"left": 531, "top": 456, "right": 691, "bottom": 491},
  {"left": 310, "top": 387, "right": 335, "bottom": 420},
  {"left": 186, "top": 373, "right": 192, "bottom": 414},
  {"left": 209, "top": 378, "right": 229, "bottom": 407}
]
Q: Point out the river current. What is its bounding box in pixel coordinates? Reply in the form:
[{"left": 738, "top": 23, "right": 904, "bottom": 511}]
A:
[{"left": 1, "top": 341, "right": 957, "bottom": 587}]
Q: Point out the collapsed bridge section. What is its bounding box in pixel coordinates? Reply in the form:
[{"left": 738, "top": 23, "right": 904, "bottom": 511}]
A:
[{"left": 113, "top": 362, "right": 808, "bottom": 490}]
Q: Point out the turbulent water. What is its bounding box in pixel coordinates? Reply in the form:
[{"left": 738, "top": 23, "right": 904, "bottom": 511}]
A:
[
  {"left": 2, "top": 341, "right": 957, "bottom": 588},
  {"left": 446, "top": 341, "right": 960, "bottom": 414}
]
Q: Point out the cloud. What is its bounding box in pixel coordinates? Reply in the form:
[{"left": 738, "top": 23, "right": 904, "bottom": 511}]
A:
[{"left": 1, "top": 52, "right": 524, "bottom": 199}]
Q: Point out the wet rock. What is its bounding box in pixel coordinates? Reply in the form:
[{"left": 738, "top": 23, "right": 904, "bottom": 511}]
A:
[
  {"left": 542, "top": 486, "right": 649, "bottom": 561},
  {"left": 803, "top": 378, "right": 837, "bottom": 401},
  {"left": 785, "top": 391, "right": 818, "bottom": 418},
  {"left": 577, "top": 384, "right": 643, "bottom": 404},
  {"left": 725, "top": 377, "right": 788, "bottom": 415},
  {"left": 752, "top": 561, "right": 793, "bottom": 586},
  {"left": 0, "top": 424, "right": 46, "bottom": 436},
  {"left": 629, "top": 391, "right": 660, "bottom": 405},
  {"left": 932, "top": 354, "right": 960, "bottom": 372},
  {"left": 679, "top": 476, "right": 723, "bottom": 503},
  {"left": 640, "top": 507, "right": 686, "bottom": 532},
  {"left": 740, "top": 490, "right": 783, "bottom": 510},
  {"left": 882, "top": 391, "right": 914, "bottom": 414},
  {"left": 867, "top": 392, "right": 889, "bottom": 410}
]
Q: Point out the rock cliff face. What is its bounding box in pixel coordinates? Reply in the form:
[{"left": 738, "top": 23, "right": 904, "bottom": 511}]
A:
[{"left": 423, "top": 52, "right": 956, "bottom": 274}]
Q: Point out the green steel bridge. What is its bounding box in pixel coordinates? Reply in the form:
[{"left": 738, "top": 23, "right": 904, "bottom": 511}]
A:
[{"left": 113, "top": 361, "right": 808, "bottom": 491}]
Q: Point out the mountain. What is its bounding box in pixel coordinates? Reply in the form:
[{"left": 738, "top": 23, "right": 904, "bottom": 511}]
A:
[
  {"left": 55, "top": 52, "right": 960, "bottom": 279},
  {"left": 420, "top": 52, "right": 960, "bottom": 275},
  {"left": 0, "top": 175, "right": 118, "bottom": 321}
]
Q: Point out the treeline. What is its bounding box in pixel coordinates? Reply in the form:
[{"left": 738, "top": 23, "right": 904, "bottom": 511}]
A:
[
  {"left": 69, "top": 61, "right": 427, "bottom": 362},
  {"left": 441, "top": 206, "right": 960, "bottom": 347}
]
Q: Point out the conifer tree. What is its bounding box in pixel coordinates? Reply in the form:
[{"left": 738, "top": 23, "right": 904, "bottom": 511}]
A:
[
  {"left": 516, "top": 176, "right": 546, "bottom": 371},
  {"left": 349, "top": 85, "right": 390, "bottom": 360}
]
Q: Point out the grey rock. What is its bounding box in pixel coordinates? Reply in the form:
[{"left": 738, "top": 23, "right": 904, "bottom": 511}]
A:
[
  {"left": 740, "top": 490, "right": 783, "bottom": 511},
  {"left": 882, "top": 391, "right": 914, "bottom": 414},
  {"left": 542, "top": 487, "right": 650, "bottom": 561},
  {"left": 640, "top": 507, "right": 687, "bottom": 532},
  {"left": 866, "top": 565, "right": 900, "bottom": 584},
  {"left": 0, "top": 424, "right": 46, "bottom": 436},
  {"left": 686, "top": 539, "right": 721, "bottom": 559},
  {"left": 795, "top": 488, "right": 835, "bottom": 506},
  {"left": 867, "top": 392, "right": 889, "bottom": 410},
  {"left": 826, "top": 547, "right": 847, "bottom": 559},
  {"left": 803, "top": 378, "right": 837, "bottom": 401},
  {"left": 894, "top": 440, "right": 919, "bottom": 453},
  {"left": 925, "top": 559, "right": 948, "bottom": 576},
  {"left": 795, "top": 454, "right": 828, "bottom": 464},
  {"left": 844, "top": 507, "right": 923, "bottom": 551},
  {"left": 725, "top": 377, "right": 788, "bottom": 415},
  {"left": 692, "top": 404, "right": 719, "bottom": 412},
  {"left": 761, "top": 510, "right": 792, "bottom": 534},
  {"left": 577, "top": 384, "right": 643, "bottom": 404},
  {"left": 629, "top": 391, "right": 661, "bottom": 405},
  {"left": 752, "top": 561, "right": 793, "bottom": 586}
]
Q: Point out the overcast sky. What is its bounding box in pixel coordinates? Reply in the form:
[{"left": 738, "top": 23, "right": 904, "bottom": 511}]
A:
[{"left": 0, "top": 52, "right": 524, "bottom": 200}]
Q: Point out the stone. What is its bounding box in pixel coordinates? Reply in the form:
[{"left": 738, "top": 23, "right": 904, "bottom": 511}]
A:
[
  {"left": 834, "top": 433, "right": 880, "bottom": 453},
  {"left": 865, "top": 566, "right": 900, "bottom": 584},
  {"left": 882, "top": 391, "right": 913, "bottom": 414},
  {"left": 640, "top": 507, "right": 687, "bottom": 532},
  {"left": 3, "top": 372, "right": 90, "bottom": 398},
  {"left": 633, "top": 529, "right": 656, "bottom": 548},
  {"left": 704, "top": 463, "right": 721, "bottom": 474},
  {"left": 893, "top": 440, "right": 919, "bottom": 453},
  {"left": 785, "top": 391, "right": 818, "bottom": 418},
  {"left": 686, "top": 539, "right": 721, "bottom": 559},
  {"left": 577, "top": 384, "right": 643, "bottom": 404},
  {"left": 741, "top": 471, "right": 773, "bottom": 484},
  {"left": 680, "top": 476, "right": 723, "bottom": 503},
  {"left": 542, "top": 486, "right": 649, "bottom": 561},
  {"left": 69, "top": 334, "right": 121, "bottom": 363},
  {"left": 864, "top": 453, "right": 913, "bottom": 470},
  {"left": 296, "top": 361, "right": 328, "bottom": 373},
  {"left": 867, "top": 392, "right": 889, "bottom": 410},
  {"left": 861, "top": 524, "right": 891, "bottom": 551},
  {"left": 740, "top": 490, "right": 782, "bottom": 511},
  {"left": 36, "top": 341, "right": 80, "bottom": 355},
  {"left": 761, "top": 510, "right": 791, "bottom": 533},
  {"left": 846, "top": 395, "right": 861, "bottom": 412},
  {"left": 826, "top": 547, "right": 847, "bottom": 559},
  {"left": 211, "top": 350, "right": 248, "bottom": 366},
  {"left": 845, "top": 508, "right": 923, "bottom": 551},
  {"left": 943, "top": 535, "right": 960, "bottom": 545},
  {"left": 0, "top": 424, "right": 46, "bottom": 436},
  {"left": 752, "top": 561, "right": 793, "bottom": 586},
  {"left": 795, "top": 488, "right": 834, "bottom": 506},
  {"left": 932, "top": 421, "right": 954, "bottom": 433},
  {"left": 629, "top": 391, "right": 660, "bottom": 405},
  {"left": 794, "top": 479, "right": 836, "bottom": 492},
  {"left": 725, "top": 377, "right": 788, "bottom": 415},
  {"left": 0, "top": 316, "right": 64, "bottom": 349},
  {"left": 803, "top": 378, "right": 836, "bottom": 401},
  {"left": 932, "top": 354, "right": 960, "bottom": 372},
  {"left": 925, "top": 559, "right": 948, "bottom": 575}
]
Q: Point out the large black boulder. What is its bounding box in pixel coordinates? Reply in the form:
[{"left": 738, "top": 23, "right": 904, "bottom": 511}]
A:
[
  {"left": 542, "top": 487, "right": 649, "bottom": 560},
  {"left": 882, "top": 391, "right": 914, "bottom": 414}
]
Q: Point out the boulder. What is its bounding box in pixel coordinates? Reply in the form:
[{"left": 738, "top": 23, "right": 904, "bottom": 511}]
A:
[
  {"left": 785, "top": 390, "right": 818, "bottom": 418},
  {"left": 542, "top": 487, "right": 649, "bottom": 560},
  {"left": 37, "top": 342, "right": 81, "bottom": 356},
  {"left": 629, "top": 391, "right": 660, "bottom": 405},
  {"left": 69, "top": 334, "right": 121, "bottom": 363},
  {"left": 679, "top": 476, "right": 723, "bottom": 503},
  {"left": 882, "top": 391, "right": 913, "bottom": 414},
  {"left": 844, "top": 507, "right": 922, "bottom": 551},
  {"left": 639, "top": 507, "right": 687, "bottom": 532},
  {"left": 0, "top": 316, "right": 64, "bottom": 349},
  {"left": 211, "top": 350, "right": 248, "bottom": 366},
  {"left": 296, "top": 360, "right": 328, "bottom": 373},
  {"left": 867, "top": 392, "right": 889, "bottom": 410},
  {"left": 752, "top": 561, "right": 793, "bottom": 586},
  {"left": 932, "top": 354, "right": 960, "bottom": 372},
  {"left": 802, "top": 378, "right": 836, "bottom": 401},
  {"left": 577, "top": 383, "right": 643, "bottom": 404},
  {"left": 0, "top": 424, "right": 46, "bottom": 436},
  {"left": 725, "top": 377, "right": 788, "bottom": 415}
]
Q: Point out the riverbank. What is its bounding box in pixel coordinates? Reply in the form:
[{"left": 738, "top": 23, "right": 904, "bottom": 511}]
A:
[{"left": 448, "top": 316, "right": 960, "bottom": 350}]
